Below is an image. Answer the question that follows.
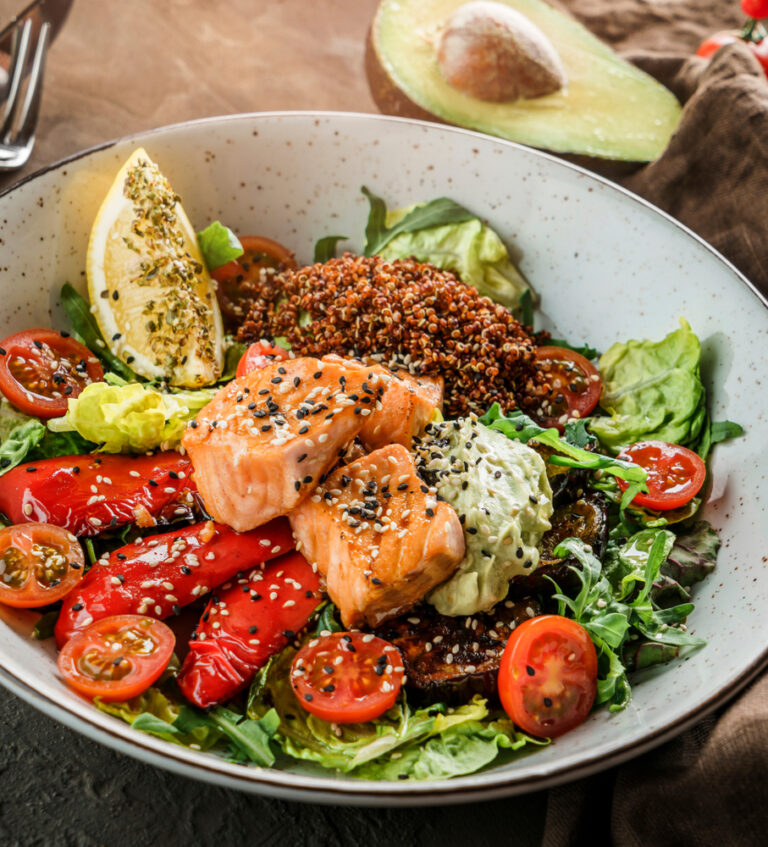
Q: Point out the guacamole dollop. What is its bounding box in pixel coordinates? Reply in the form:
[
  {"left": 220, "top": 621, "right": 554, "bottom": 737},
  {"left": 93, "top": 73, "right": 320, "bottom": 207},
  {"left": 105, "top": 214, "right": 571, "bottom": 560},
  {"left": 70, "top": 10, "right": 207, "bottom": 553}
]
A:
[{"left": 413, "top": 417, "right": 553, "bottom": 616}]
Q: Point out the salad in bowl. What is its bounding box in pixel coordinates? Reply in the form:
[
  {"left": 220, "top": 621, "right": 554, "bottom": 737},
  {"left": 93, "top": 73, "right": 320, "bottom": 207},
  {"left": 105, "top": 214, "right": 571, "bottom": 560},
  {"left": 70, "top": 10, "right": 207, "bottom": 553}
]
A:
[{"left": 0, "top": 147, "right": 741, "bottom": 783}]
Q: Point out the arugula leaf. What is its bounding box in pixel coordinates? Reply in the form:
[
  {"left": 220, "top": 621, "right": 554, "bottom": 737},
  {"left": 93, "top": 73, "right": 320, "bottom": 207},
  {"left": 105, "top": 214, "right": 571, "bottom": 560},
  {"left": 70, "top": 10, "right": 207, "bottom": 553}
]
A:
[
  {"left": 313, "top": 235, "right": 348, "bottom": 263},
  {"left": 518, "top": 288, "right": 534, "bottom": 327},
  {"left": 197, "top": 221, "right": 243, "bottom": 270},
  {"left": 60, "top": 283, "right": 138, "bottom": 381},
  {"left": 174, "top": 705, "right": 279, "bottom": 766},
  {"left": 361, "top": 186, "right": 475, "bottom": 257},
  {"left": 696, "top": 418, "right": 743, "bottom": 459},
  {"left": 480, "top": 403, "right": 647, "bottom": 486},
  {"left": 0, "top": 418, "right": 45, "bottom": 476},
  {"left": 32, "top": 610, "right": 59, "bottom": 640},
  {"left": 313, "top": 602, "right": 344, "bottom": 635},
  {"left": 548, "top": 338, "right": 599, "bottom": 360},
  {"left": 551, "top": 533, "right": 706, "bottom": 711},
  {"left": 562, "top": 418, "right": 597, "bottom": 449}
]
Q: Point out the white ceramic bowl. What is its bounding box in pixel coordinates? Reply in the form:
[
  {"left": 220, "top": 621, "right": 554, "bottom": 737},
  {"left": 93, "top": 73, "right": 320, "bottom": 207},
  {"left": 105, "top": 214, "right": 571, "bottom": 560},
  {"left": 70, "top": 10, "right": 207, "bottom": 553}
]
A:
[{"left": 0, "top": 113, "right": 765, "bottom": 806}]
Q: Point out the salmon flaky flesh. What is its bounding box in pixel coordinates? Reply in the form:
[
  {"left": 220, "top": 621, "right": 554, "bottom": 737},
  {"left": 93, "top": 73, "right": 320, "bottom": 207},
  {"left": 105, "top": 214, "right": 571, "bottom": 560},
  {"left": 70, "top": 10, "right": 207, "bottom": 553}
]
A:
[
  {"left": 289, "top": 444, "right": 465, "bottom": 628},
  {"left": 322, "top": 355, "right": 444, "bottom": 450},
  {"left": 182, "top": 357, "right": 384, "bottom": 531}
]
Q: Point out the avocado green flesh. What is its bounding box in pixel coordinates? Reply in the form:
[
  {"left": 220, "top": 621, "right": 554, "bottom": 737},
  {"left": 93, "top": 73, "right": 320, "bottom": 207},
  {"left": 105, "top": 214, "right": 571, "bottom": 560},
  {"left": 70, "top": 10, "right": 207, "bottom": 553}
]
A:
[{"left": 374, "top": 0, "right": 681, "bottom": 161}]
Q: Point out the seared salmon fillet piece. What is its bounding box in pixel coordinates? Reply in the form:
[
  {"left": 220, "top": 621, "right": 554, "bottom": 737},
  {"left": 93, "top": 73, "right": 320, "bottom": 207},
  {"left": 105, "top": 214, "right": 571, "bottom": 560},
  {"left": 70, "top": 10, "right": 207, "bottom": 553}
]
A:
[
  {"left": 182, "top": 357, "right": 380, "bottom": 531},
  {"left": 289, "top": 443, "right": 465, "bottom": 628},
  {"left": 322, "top": 356, "right": 443, "bottom": 449}
]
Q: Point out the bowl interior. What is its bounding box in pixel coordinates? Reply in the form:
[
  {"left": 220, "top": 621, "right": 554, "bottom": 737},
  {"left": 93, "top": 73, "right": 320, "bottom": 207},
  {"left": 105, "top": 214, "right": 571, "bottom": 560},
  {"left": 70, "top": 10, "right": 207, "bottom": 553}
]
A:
[{"left": 0, "top": 113, "right": 766, "bottom": 804}]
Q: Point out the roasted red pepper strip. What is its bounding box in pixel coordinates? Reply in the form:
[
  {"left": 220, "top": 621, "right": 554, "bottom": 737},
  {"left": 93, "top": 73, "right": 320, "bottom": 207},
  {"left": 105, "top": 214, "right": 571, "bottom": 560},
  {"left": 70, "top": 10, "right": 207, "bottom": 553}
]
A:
[
  {"left": 54, "top": 518, "right": 294, "bottom": 647},
  {"left": 0, "top": 453, "right": 196, "bottom": 537},
  {"left": 177, "top": 550, "right": 321, "bottom": 709}
]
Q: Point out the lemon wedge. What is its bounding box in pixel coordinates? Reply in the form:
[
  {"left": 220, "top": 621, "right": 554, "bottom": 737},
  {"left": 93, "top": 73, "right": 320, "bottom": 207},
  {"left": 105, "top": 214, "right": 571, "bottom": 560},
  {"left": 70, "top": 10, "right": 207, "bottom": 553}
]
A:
[{"left": 86, "top": 148, "right": 224, "bottom": 387}]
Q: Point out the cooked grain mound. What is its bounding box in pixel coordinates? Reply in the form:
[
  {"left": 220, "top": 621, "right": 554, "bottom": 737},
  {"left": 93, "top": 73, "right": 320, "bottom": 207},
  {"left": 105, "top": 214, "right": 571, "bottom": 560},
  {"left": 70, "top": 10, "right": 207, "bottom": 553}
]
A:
[{"left": 236, "top": 253, "right": 537, "bottom": 416}]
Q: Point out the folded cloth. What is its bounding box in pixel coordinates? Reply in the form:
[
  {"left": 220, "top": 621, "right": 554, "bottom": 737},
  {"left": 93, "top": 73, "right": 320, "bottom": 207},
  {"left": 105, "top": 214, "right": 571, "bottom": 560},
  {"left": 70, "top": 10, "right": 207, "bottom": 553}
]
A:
[
  {"left": 540, "top": 3, "right": 768, "bottom": 845},
  {"left": 621, "top": 44, "right": 768, "bottom": 296}
]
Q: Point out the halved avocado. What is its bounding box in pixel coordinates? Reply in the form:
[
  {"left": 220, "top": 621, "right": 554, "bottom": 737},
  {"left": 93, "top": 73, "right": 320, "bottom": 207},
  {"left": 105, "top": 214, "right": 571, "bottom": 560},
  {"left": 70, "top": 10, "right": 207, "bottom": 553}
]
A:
[{"left": 366, "top": 0, "right": 681, "bottom": 162}]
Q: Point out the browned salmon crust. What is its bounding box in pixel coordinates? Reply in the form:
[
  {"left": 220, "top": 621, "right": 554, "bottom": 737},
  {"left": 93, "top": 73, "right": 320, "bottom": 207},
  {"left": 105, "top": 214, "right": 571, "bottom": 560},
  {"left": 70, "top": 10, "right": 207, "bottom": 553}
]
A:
[
  {"left": 375, "top": 597, "right": 542, "bottom": 703},
  {"left": 182, "top": 357, "right": 385, "bottom": 531},
  {"left": 235, "top": 254, "right": 538, "bottom": 416},
  {"left": 289, "top": 444, "right": 465, "bottom": 629},
  {"left": 322, "top": 355, "right": 443, "bottom": 449}
]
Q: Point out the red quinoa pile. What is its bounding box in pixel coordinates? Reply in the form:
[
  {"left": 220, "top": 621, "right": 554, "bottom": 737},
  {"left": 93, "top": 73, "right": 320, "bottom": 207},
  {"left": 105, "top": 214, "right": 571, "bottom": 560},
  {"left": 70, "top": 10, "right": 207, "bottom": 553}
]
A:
[{"left": 236, "top": 253, "right": 539, "bottom": 417}]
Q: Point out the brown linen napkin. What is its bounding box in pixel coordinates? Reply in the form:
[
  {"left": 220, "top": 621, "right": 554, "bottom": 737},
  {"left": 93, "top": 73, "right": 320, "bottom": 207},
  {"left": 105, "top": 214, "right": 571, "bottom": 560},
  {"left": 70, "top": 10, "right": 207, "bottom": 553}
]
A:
[{"left": 539, "top": 3, "right": 768, "bottom": 845}]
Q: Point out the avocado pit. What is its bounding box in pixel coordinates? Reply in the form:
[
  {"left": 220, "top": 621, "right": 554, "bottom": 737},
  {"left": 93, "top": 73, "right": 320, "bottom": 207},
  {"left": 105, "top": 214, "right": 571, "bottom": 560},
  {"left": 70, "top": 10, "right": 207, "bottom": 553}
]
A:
[{"left": 436, "top": 0, "right": 567, "bottom": 102}]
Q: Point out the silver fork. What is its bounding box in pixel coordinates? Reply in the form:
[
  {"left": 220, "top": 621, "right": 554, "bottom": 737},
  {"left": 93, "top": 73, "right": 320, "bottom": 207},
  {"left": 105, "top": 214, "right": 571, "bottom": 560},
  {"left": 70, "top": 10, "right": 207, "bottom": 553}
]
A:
[{"left": 0, "top": 17, "right": 50, "bottom": 170}]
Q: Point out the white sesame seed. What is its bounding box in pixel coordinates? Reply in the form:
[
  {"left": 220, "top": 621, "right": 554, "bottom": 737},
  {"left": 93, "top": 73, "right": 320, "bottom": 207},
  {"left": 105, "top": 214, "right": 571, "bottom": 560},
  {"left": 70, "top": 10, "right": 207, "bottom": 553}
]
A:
[
  {"left": 154, "top": 605, "right": 163, "bottom": 615},
  {"left": 89, "top": 517, "right": 102, "bottom": 526},
  {"left": 23, "top": 503, "right": 34, "bottom": 516}
]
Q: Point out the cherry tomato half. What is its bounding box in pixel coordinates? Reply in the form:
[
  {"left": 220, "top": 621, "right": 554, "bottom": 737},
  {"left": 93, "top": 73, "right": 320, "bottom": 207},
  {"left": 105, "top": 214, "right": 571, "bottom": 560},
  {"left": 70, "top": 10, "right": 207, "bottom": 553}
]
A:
[
  {"left": 57, "top": 614, "right": 175, "bottom": 701},
  {"left": 235, "top": 341, "right": 290, "bottom": 379},
  {"left": 212, "top": 236, "right": 297, "bottom": 329},
  {"left": 0, "top": 522, "right": 85, "bottom": 608},
  {"left": 697, "top": 31, "right": 768, "bottom": 74},
  {"left": 0, "top": 329, "right": 104, "bottom": 419},
  {"left": 290, "top": 632, "right": 405, "bottom": 724},
  {"left": 498, "top": 615, "right": 597, "bottom": 738},
  {"left": 616, "top": 440, "right": 706, "bottom": 511},
  {"left": 531, "top": 346, "right": 601, "bottom": 432}
]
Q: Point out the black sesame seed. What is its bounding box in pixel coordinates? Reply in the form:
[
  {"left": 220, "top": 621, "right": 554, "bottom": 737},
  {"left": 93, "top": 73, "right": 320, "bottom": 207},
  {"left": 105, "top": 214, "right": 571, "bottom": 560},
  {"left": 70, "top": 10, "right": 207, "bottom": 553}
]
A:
[
  {"left": 148, "top": 479, "right": 158, "bottom": 487},
  {"left": 322, "top": 684, "right": 335, "bottom": 692},
  {"left": 526, "top": 665, "right": 535, "bottom": 676},
  {"left": 283, "top": 630, "right": 295, "bottom": 639},
  {"left": 544, "top": 697, "right": 553, "bottom": 707},
  {"left": 112, "top": 290, "right": 119, "bottom": 300},
  {"left": 72, "top": 603, "right": 83, "bottom": 611},
  {"left": 181, "top": 565, "right": 191, "bottom": 575},
  {"left": 26, "top": 466, "right": 36, "bottom": 473},
  {"left": 304, "top": 694, "right": 314, "bottom": 702},
  {"left": 313, "top": 371, "right": 322, "bottom": 379},
  {"left": 467, "top": 527, "right": 478, "bottom": 535},
  {"left": 294, "top": 480, "right": 301, "bottom": 491},
  {"left": 249, "top": 625, "right": 259, "bottom": 634}
]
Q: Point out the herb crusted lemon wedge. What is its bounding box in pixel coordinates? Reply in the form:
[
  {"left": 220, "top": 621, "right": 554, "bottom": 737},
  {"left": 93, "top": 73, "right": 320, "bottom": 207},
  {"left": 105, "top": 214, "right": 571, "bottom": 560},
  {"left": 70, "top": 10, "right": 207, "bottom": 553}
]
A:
[{"left": 86, "top": 148, "right": 224, "bottom": 387}]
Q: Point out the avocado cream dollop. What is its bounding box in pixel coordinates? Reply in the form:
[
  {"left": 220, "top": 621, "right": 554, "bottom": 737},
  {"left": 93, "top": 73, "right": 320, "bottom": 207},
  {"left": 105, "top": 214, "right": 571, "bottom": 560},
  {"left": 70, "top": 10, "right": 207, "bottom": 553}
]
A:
[{"left": 414, "top": 417, "right": 553, "bottom": 616}]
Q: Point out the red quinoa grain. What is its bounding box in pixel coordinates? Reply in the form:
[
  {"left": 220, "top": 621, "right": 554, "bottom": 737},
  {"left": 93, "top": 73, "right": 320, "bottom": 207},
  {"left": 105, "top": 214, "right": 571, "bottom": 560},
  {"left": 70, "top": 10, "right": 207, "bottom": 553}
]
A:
[{"left": 236, "top": 254, "right": 538, "bottom": 417}]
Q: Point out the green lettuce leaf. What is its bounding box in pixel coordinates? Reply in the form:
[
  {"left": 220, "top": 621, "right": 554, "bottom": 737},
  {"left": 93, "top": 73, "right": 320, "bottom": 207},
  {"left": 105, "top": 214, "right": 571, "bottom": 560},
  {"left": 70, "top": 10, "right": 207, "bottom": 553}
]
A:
[
  {"left": 246, "top": 643, "right": 541, "bottom": 779},
  {"left": 197, "top": 221, "right": 243, "bottom": 270},
  {"left": 95, "top": 687, "right": 279, "bottom": 765},
  {"left": 589, "top": 318, "right": 706, "bottom": 453},
  {"left": 0, "top": 416, "right": 45, "bottom": 475},
  {"left": 60, "top": 283, "right": 139, "bottom": 382},
  {"left": 49, "top": 381, "right": 217, "bottom": 452},
  {"left": 376, "top": 198, "right": 530, "bottom": 310}
]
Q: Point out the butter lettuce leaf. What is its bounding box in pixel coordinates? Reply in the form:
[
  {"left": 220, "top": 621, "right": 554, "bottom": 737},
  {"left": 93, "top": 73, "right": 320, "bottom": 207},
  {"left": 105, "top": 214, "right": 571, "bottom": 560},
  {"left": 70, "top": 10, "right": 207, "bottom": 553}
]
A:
[
  {"left": 49, "top": 381, "right": 217, "bottom": 452},
  {"left": 378, "top": 202, "right": 530, "bottom": 310},
  {"left": 197, "top": 221, "right": 243, "bottom": 270},
  {"left": 589, "top": 319, "right": 706, "bottom": 453},
  {"left": 0, "top": 415, "right": 45, "bottom": 475}
]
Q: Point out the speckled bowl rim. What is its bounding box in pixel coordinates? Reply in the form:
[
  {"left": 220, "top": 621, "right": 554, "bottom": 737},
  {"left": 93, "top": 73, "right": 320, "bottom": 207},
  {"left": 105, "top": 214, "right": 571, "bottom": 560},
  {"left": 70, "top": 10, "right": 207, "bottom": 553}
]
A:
[{"left": 0, "top": 111, "right": 766, "bottom": 807}]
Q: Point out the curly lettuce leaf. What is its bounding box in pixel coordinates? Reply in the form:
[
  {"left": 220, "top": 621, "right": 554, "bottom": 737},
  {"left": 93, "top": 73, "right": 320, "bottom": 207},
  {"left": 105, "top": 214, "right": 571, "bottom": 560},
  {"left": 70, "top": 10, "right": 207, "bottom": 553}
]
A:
[
  {"left": 246, "top": 644, "right": 540, "bottom": 779},
  {"left": 96, "top": 687, "right": 279, "bottom": 765},
  {"left": 376, "top": 200, "right": 530, "bottom": 310},
  {"left": 197, "top": 221, "right": 243, "bottom": 270},
  {"left": 589, "top": 318, "right": 706, "bottom": 453},
  {"left": 49, "top": 381, "right": 216, "bottom": 452}
]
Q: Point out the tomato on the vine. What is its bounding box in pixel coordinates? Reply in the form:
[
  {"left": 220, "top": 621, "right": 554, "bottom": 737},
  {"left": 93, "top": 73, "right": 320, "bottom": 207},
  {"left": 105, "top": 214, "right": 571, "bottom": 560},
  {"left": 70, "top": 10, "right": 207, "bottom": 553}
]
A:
[
  {"left": 290, "top": 632, "right": 404, "bottom": 724},
  {"left": 697, "top": 6, "right": 768, "bottom": 75},
  {"left": 498, "top": 615, "right": 597, "bottom": 738},
  {"left": 0, "top": 329, "right": 103, "bottom": 418},
  {"left": 742, "top": 0, "right": 768, "bottom": 20},
  {"left": 57, "top": 614, "right": 175, "bottom": 701},
  {"left": 616, "top": 440, "right": 706, "bottom": 511}
]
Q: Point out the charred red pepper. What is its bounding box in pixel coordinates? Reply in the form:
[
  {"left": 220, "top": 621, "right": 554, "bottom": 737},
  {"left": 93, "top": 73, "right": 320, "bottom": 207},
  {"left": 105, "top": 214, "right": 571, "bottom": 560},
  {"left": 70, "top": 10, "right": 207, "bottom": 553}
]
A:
[
  {"left": 54, "top": 518, "right": 294, "bottom": 647},
  {"left": 177, "top": 550, "right": 321, "bottom": 709},
  {"left": 0, "top": 453, "right": 196, "bottom": 537}
]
